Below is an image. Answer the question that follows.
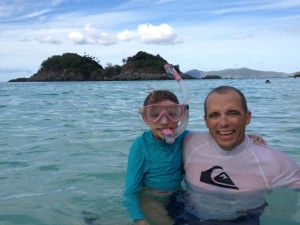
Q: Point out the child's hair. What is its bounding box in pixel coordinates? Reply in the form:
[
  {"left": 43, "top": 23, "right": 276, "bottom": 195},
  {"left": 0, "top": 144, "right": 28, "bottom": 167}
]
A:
[{"left": 143, "top": 90, "right": 179, "bottom": 106}]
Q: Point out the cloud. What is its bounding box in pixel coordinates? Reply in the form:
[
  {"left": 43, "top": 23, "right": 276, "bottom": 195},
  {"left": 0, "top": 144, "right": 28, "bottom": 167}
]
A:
[
  {"left": 38, "top": 35, "right": 62, "bottom": 44},
  {"left": 209, "top": 0, "right": 300, "bottom": 15},
  {"left": 68, "top": 23, "right": 182, "bottom": 45},
  {"left": 68, "top": 31, "right": 87, "bottom": 44},
  {"left": 116, "top": 30, "right": 137, "bottom": 41},
  {"left": 21, "top": 9, "right": 52, "bottom": 19},
  {"left": 229, "top": 32, "right": 254, "bottom": 40},
  {"left": 137, "top": 23, "right": 182, "bottom": 44},
  {"left": 84, "top": 23, "right": 117, "bottom": 45}
]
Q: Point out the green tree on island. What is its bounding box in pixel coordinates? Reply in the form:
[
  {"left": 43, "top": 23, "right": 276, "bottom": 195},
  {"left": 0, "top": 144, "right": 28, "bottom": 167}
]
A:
[{"left": 8, "top": 51, "right": 188, "bottom": 82}]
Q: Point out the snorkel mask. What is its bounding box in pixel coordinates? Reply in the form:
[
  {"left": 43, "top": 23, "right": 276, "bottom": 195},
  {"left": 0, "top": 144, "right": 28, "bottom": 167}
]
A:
[
  {"left": 142, "top": 104, "right": 186, "bottom": 124},
  {"left": 161, "top": 64, "right": 189, "bottom": 144}
]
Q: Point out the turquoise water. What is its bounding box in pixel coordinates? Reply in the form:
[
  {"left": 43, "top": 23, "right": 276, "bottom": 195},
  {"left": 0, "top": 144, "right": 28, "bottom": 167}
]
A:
[{"left": 0, "top": 78, "right": 300, "bottom": 225}]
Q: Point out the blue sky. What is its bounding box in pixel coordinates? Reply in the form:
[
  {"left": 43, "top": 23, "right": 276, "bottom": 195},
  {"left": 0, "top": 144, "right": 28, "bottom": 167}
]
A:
[{"left": 1, "top": 0, "right": 300, "bottom": 81}]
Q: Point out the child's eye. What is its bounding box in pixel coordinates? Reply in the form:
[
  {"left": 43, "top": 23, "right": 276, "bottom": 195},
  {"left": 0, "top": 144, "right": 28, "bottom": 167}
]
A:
[
  {"left": 167, "top": 111, "right": 176, "bottom": 116},
  {"left": 151, "top": 113, "right": 160, "bottom": 118}
]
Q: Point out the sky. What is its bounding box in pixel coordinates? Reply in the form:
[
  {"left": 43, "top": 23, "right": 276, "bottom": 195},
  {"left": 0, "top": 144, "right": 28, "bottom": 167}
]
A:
[{"left": 1, "top": 0, "right": 300, "bottom": 81}]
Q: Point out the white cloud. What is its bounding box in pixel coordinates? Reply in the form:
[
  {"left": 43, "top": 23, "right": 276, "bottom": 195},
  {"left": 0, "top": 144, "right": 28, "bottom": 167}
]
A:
[
  {"left": 209, "top": 0, "right": 300, "bottom": 15},
  {"left": 229, "top": 32, "right": 254, "bottom": 40},
  {"left": 84, "top": 23, "right": 97, "bottom": 36},
  {"left": 97, "top": 32, "right": 117, "bottom": 45},
  {"left": 116, "top": 29, "right": 137, "bottom": 41},
  {"left": 68, "top": 23, "right": 182, "bottom": 46},
  {"left": 18, "top": 9, "right": 52, "bottom": 20},
  {"left": 38, "top": 35, "right": 62, "bottom": 44},
  {"left": 82, "top": 23, "right": 117, "bottom": 45},
  {"left": 68, "top": 31, "right": 86, "bottom": 44},
  {"left": 137, "top": 23, "right": 182, "bottom": 44}
]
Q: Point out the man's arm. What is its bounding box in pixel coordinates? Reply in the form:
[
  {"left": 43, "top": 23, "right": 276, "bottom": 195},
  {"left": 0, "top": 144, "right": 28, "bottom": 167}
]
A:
[{"left": 248, "top": 134, "right": 267, "bottom": 145}]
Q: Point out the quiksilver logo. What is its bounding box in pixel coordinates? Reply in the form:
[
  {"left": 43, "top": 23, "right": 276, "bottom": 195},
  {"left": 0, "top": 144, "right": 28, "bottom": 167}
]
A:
[{"left": 200, "top": 166, "right": 239, "bottom": 190}]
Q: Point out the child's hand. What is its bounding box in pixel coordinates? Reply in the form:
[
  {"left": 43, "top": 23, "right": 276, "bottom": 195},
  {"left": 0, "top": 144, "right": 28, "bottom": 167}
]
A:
[
  {"left": 135, "top": 219, "right": 150, "bottom": 225},
  {"left": 249, "top": 134, "right": 267, "bottom": 145}
]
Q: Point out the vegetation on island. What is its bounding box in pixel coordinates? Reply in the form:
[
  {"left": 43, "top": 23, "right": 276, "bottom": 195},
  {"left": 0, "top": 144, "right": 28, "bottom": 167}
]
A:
[
  {"left": 291, "top": 72, "right": 300, "bottom": 78},
  {"left": 122, "top": 51, "right": 180, "bottom": 74},
  {"left": 39, "top": 53, "right": 103, "bottom": 74},
  {"left": 8, "top": 51, "right": 295, "bottom": 82},
  {"left": 9, "top": 51, "right": 189, "bottom": 82}
]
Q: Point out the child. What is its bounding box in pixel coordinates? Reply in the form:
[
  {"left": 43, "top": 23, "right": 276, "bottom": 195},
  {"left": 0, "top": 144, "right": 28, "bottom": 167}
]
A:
[{"left": 124, "top": 90, "right": 188, "bottom": 225}]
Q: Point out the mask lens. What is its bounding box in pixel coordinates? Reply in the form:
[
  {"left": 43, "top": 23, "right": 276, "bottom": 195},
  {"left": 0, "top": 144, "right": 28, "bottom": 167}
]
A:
[{"left": 143, "top": 104, "right": 184, "bottom": 123}]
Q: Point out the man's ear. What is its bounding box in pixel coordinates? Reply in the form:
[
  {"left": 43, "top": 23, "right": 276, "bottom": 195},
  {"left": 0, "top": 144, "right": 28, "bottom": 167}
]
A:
[
  {"left": 204, "top": 115, "right": 209, "bottom": 128},
  {"left": 246, "top": 111, "right": 252, "bottom": 125}
]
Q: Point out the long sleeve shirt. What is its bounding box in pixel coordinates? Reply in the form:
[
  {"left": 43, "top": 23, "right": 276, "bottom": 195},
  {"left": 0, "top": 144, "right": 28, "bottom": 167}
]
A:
[
  {"left": 124, "top": 130, "right": 188, "bottom": 221},
  {"left": 183, "top": 132, "right": 300, "bottom": 220}
]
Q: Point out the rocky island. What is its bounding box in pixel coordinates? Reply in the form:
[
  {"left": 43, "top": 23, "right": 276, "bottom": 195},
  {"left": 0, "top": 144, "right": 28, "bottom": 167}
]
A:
[{"left": 9, "top": 51, "right": 193, "bottom": 82}]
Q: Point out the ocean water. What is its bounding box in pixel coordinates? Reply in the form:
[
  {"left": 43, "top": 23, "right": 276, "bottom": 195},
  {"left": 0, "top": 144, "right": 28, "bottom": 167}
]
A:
[{"left": 0, "top": 78, "right": 300, "bottom": 225}]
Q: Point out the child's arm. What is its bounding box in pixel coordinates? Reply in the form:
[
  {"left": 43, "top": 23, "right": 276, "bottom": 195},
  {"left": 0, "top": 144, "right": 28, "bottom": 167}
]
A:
[
  {"left": 123, "top": 140, "right": 147, "bottom": 223},
  {"left": 135, "top": 219, "right": 150, "bottom": 225}
]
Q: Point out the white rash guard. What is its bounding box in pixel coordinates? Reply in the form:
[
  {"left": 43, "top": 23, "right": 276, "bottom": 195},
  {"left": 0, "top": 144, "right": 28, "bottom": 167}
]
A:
[{"left": 182, "top": 132, "right": 300, "bottom": 220}]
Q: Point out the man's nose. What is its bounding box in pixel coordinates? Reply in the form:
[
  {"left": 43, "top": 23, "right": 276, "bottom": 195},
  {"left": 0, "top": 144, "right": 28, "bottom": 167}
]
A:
[{"left": 219, "top": 114, "right": 229, "bottom": 126}]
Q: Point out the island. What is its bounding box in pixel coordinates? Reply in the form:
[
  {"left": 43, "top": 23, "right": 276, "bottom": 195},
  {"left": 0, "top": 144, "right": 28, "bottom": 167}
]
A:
[
  {"left": 202, "top": 75, "right": 222, "bottom": 79},
  {"left": 8, "top": 51, "right": 194, "bottom": 82},
  {"left": 291, "top": 72, "right": 300, "bottom": 78}
]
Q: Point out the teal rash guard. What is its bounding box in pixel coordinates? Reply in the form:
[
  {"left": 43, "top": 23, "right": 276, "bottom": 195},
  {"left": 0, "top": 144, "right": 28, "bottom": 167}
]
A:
[{"left": 123, "top": 130, "right": 189, "bottom": 221}]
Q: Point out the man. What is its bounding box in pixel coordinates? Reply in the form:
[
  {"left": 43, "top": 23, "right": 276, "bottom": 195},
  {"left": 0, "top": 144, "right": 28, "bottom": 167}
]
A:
[{"left": 169, "top": 86, "right": 300, "bottom": 224}]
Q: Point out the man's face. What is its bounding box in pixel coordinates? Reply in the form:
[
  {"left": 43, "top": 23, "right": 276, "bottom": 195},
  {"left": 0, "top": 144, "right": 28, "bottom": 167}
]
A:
[{"left": 204, "top": 90, "right": 251, "bottom": 151}]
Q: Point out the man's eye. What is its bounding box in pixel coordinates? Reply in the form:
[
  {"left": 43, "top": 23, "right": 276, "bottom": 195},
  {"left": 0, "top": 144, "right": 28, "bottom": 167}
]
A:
[
  {"left": 228, "top": 111, "right": 240, "bottom": 116},
  {"left": 209, "top": 113, "right": 219, "bottom": 118}
]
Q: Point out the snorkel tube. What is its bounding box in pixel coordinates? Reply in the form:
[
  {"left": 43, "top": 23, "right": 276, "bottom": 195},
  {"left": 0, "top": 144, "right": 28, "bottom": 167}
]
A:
[{"left": 163, "top": 64, "right": 189, "bottom": 144}]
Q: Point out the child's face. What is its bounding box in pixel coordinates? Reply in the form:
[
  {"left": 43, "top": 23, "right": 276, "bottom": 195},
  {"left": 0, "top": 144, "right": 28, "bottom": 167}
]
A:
[{"left": 143, "top": 100, "right": 179, "bottom": 140}]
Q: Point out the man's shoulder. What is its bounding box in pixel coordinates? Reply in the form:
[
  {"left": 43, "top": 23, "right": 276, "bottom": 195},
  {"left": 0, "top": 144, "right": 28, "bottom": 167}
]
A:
[
  {"left": 183, "top": 131, "right": 210, "bottom": 148},
  {"left": 250, "top": 142, "right": 295, "bottom": 163},
  {"left": 185, "top": 131, "right": 209, "bottom": 140}
]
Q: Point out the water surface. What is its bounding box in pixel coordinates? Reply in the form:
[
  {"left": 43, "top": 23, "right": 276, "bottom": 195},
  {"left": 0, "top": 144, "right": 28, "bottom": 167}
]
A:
[{"left": 0, "top": 78, "right": 299, "bottom": 224}]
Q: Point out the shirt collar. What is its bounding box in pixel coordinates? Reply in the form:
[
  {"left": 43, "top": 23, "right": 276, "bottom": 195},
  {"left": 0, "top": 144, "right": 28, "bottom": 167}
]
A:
[{"left": 210, "top": 134, "right": 249, "bottom": 156}]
